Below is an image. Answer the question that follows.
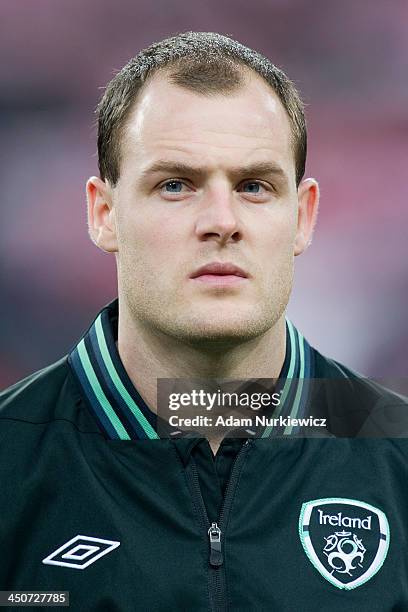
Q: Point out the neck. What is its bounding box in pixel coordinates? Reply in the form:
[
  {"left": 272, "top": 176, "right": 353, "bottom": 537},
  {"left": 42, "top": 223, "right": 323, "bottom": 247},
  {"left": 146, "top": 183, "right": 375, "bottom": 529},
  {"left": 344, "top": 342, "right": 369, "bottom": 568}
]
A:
[{"left": 117, "top": 301, "right": 287, "bottom": 415}]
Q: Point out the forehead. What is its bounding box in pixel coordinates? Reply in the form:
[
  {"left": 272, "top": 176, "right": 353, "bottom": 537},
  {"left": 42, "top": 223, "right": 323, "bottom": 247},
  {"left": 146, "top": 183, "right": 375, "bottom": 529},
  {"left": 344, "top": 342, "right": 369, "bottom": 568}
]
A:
[{"left": 120, "top": 70, "right": 295, "bottom": 179}]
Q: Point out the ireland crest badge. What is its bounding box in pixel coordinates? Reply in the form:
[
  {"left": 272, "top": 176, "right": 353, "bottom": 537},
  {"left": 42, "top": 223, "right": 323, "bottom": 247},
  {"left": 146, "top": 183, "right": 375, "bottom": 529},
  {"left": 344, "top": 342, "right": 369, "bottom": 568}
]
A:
[{"left": 299, "top": 498, "right": 389, "bottom": 590}]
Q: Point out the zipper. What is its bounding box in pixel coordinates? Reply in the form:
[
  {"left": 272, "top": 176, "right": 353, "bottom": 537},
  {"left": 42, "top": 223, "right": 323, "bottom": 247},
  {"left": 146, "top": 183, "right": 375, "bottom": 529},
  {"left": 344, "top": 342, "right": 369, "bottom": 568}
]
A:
[
  {"left": 185, "top": 438, "right": 253, "bottom": 611},
  {"left": 208, "top": 522, "right": 222, "bottom": 566}
]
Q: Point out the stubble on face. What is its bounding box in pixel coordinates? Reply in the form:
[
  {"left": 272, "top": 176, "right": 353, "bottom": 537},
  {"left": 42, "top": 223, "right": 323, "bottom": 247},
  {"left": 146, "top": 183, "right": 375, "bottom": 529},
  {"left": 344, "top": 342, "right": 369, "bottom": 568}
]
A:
[{"left": 117, "top": 244, "right": 294, "bottom": 350}]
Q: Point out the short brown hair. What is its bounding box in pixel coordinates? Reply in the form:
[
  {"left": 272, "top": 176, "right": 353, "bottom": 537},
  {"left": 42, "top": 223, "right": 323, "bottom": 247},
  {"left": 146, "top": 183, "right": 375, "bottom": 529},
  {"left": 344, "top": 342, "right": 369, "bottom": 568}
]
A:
[{"left": 97, "top": 31, "right": 307, "bottom": 187}]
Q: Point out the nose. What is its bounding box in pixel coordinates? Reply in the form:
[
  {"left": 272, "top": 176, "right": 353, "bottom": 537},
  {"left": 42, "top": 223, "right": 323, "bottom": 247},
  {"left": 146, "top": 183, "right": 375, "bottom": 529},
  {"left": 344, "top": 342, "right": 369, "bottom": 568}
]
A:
[{"left": 194, "top": 187, "right": 242, "bottom": 245}]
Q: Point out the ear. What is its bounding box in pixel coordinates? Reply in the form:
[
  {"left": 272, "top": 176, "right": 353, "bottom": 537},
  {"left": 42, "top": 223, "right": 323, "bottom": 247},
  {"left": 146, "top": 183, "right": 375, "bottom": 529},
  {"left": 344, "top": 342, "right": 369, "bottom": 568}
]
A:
[
  {"left": 86, "top": 176, "right": 118, "bottom": 253},
  {"left": 294, "top": 178, "right": 320, "bottom": 256}
]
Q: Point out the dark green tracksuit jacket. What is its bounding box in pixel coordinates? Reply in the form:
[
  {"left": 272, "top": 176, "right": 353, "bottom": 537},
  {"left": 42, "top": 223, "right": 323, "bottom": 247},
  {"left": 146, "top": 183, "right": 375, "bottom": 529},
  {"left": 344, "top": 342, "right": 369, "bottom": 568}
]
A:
[{"left": 0, "top": 300, "right": 407, "bottom": 611}]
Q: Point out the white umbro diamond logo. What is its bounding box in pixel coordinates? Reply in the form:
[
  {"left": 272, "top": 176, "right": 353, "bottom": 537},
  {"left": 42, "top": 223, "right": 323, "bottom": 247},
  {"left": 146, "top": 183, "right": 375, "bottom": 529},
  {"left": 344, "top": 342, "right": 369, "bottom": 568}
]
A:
[{"left": 42, "top": 535, "right": 120, "bottom": 570}]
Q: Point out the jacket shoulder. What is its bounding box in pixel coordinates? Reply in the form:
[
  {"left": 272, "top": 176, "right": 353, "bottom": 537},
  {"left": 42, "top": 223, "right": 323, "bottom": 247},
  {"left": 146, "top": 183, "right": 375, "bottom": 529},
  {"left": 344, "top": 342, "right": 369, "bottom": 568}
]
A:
[
  {"left": 314, "top": 347, "right": 407, "bottom": 401},
  {"left": 312, "top": 347, "right": 408, "bottom": 436},
  {"left": 0, "top": 357, "right": 84, "bottom": 423}
]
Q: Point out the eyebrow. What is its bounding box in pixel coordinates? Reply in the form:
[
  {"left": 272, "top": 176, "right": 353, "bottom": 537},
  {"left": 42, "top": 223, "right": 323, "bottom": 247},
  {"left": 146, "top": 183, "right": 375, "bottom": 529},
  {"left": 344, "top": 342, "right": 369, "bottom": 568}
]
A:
[{"left": 139, "top": 160, "right": 288, "bottom": 183}]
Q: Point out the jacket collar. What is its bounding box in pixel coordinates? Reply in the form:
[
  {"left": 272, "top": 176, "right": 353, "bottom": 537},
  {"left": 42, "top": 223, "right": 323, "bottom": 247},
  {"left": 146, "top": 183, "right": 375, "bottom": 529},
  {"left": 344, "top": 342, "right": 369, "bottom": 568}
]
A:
[{"left": 69, "top": 299, "right": 314, "bottom": 440}]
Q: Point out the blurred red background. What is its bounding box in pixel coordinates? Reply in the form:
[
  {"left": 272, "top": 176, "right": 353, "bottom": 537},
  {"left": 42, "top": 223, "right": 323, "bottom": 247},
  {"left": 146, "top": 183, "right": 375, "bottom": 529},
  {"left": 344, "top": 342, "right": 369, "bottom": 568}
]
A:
[{"left": 1, "top": 0, "right": 407, "bottom": 388}]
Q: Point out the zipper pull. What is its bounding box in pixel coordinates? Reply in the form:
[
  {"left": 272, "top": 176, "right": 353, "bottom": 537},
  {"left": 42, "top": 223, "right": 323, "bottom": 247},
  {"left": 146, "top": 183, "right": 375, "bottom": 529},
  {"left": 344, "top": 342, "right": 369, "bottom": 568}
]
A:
[{"left": 208, "top": 522, "right": 223, "bottom": 567}]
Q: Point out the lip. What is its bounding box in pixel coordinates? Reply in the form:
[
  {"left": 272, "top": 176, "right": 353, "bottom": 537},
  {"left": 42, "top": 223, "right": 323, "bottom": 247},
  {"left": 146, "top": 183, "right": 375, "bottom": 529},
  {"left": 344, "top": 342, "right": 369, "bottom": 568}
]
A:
[{"left": 190, "top": 262, "right": 249, "bottom": 280}]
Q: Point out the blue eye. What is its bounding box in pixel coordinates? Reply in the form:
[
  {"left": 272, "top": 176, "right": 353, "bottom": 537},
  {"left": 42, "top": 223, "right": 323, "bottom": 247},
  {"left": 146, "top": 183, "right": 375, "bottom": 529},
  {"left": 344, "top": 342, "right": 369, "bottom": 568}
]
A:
[
  {"left": 242, "top": 182, "right": 262, "bottom": 193},
  {"left": 163, "top": 180, "right": 183, "bottom": 192}
]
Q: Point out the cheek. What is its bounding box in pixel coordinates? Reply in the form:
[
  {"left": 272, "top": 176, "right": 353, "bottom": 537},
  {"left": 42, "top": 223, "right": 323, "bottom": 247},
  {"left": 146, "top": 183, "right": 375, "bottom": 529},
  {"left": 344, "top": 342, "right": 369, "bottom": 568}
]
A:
[
  {"left": 258, "top": 212, "right": 297, "bottom": 256},
  {"left": 117, "top": 213, "right": 183, "bottom": 270},
  {"left": 253, "top": 216, "right": 296, "bottom": 286}
]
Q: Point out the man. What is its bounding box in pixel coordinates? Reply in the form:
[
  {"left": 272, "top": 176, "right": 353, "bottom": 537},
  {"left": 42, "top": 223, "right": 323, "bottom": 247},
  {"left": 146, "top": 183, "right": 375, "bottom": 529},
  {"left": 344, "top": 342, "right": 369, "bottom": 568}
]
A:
[{"left": 0, "top": 31, "right": 407, "bottom": 611}]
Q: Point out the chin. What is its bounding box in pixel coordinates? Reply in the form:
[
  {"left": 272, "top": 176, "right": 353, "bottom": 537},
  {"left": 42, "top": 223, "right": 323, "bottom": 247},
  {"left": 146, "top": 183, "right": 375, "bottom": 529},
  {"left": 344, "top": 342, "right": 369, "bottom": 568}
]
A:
[{"left": 168, "top": 315, "right": 276, "bottom": 348}]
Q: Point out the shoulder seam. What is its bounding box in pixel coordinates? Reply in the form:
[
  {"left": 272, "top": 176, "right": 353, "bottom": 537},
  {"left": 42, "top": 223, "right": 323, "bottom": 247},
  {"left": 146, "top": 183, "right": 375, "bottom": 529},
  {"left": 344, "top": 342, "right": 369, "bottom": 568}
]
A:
[{"left": 0, "top": 416, "right": 105, "bottom": 437}]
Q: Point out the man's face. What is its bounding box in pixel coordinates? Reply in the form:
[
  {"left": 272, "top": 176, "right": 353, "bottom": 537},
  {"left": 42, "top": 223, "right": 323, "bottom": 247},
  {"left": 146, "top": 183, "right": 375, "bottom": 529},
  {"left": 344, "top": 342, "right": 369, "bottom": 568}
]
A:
[{"left": 94, "top": 71, "right": 316, "bottom": 347}]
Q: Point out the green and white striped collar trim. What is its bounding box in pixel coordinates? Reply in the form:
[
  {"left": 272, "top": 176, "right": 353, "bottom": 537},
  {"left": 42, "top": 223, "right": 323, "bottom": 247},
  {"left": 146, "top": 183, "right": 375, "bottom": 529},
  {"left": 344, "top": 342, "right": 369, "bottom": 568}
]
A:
[{"left": 69, "top": 300, "right": 314, "bottom": 440}]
